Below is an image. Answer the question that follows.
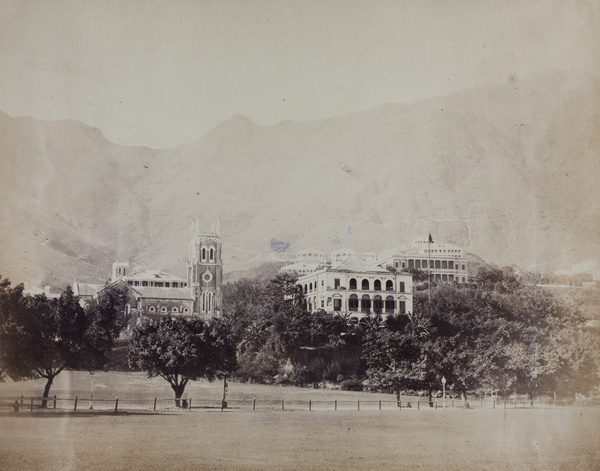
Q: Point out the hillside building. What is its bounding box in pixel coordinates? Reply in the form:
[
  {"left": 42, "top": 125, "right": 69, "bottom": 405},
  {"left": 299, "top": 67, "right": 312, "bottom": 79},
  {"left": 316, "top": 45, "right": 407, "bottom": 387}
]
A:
[
  {"left": 297, "top": 256, "right": 413, "bottom": 322},
  {"left": 281, "top": 237, "right": 468, "bottom": 284},
  {"left": 377, "top": 237, "right": 469, "bottom": 283}
]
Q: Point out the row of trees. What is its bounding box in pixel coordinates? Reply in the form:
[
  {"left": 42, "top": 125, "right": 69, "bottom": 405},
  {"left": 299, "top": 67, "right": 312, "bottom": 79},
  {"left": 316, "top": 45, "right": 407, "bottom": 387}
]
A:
[
  {"left": 0, "top": 276, "right": 236, "bottom": 407},
  {"left": 223, "top": 269, "right": 599, "bottom": 403},
  {"left": 2, "top": 267, "right": 598, "bottom": 406},
  {"left": 364, "top": 282, "right": 599, "bottom": 405}
]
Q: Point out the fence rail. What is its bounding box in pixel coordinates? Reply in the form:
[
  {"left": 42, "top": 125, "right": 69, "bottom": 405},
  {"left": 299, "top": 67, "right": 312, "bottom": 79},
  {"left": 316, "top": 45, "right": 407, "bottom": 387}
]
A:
[{"left": 2, "top": 394, "right": 596, "bottom": 414}]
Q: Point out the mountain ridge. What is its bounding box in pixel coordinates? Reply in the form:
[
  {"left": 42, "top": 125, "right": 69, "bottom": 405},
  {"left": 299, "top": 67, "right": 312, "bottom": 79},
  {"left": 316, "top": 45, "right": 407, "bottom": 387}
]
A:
[{"left": 1, "top": 71, "right": 598, "bottom": 288}]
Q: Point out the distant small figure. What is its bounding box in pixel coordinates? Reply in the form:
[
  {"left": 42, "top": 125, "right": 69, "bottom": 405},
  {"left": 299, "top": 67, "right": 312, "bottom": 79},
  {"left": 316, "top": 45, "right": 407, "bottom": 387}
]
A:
[{"left": 12, "top": 400, "right": 20, "bottom": 413}]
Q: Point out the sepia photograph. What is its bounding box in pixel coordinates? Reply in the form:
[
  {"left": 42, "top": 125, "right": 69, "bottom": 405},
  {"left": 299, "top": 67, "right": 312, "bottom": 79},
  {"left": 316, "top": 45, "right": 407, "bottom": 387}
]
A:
[{"left": 1, "top": 1, "right": 599, "bottom": 469}]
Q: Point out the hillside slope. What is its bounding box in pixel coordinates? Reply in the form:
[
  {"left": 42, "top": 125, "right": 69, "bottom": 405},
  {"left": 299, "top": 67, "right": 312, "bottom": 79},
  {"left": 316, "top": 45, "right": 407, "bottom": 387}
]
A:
[{"left": 1, "top": 72, "right": 598, "bottom": 288}]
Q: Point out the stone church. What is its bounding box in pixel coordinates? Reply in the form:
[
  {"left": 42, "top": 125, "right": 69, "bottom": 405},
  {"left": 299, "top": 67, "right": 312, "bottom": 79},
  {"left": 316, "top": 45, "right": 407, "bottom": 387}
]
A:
[{"left": 73, "top": 219, "right": 223, "bottom": 328}]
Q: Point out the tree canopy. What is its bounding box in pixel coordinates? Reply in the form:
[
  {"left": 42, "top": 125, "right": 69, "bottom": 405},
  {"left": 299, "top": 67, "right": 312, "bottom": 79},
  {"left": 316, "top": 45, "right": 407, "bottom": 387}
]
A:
[
  {"left": 0, "top": 277, "right": 127, "bottom": 406},
  {"left": 128, "top": 316, "right": 236, "bottom": 406},
  {"left": 363, "top": 269, "right": 599, "bottom": 405}
]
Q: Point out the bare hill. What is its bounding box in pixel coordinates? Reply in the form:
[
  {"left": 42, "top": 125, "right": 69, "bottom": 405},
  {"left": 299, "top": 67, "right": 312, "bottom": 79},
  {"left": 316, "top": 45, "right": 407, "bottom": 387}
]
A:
[{"left": 1, "top": 72, "right": 598, "bottom": 288}]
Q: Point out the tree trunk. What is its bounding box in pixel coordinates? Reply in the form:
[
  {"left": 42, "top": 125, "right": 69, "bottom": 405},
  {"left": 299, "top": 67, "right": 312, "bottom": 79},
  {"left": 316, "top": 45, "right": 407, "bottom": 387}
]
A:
[
  {"left": 171, "top": 383, "right": 187, "bottom": 408},
  {"left": 528, "top": 389, "right": 534, "bottom": 406},
  {"left": 461, "top": 390, "right": 470, "bottom": 409},
  {"left": 41, "top": 376, "right": 54, "bottom": 408}
]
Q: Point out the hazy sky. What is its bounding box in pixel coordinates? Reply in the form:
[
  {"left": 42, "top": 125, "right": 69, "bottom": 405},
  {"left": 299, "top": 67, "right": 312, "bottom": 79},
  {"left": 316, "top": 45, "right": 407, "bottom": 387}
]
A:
[{"left": 1, "top": 0, "right": 598, "bottom": 148}]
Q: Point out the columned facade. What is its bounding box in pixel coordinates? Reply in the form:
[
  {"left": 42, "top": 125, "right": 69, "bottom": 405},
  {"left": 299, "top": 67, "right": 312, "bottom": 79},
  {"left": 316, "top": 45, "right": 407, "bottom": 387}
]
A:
[{"left": 297, "top": 256, "right": 413, "bottom": 322}]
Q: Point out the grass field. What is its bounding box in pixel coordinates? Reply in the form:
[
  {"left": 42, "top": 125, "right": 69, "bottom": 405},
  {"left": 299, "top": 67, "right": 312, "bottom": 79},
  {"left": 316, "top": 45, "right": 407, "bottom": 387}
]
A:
[{"left": 1, "top": 372, "right": 599, "bottom": 470}]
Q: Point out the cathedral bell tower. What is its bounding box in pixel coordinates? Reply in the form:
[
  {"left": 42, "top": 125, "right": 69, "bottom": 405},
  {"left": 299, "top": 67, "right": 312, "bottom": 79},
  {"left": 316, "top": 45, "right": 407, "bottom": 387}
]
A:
[{"left": 188, "top": 218, "right": 222, "bottom": 318}]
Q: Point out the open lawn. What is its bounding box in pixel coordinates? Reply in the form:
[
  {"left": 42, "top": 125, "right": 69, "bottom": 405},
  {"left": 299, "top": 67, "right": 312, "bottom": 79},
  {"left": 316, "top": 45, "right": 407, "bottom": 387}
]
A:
[{"left": 1, "top": 372, "right": 599, "bottom": 470}]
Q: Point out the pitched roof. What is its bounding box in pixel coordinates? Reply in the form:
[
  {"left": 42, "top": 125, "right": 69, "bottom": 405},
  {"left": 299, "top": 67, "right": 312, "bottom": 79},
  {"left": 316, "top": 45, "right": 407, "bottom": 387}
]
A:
[
  {"left": 124, "top": 270, "right": 187, "bottom": 282},
  {"left": 74, "top": 282, "right": 104, "bottom": 297},
  {"left": 134, "top": 287, "right": 194, "bottom": 300},
  {"left": 330, "top": 256, "right": 390, "bottom": 274}
]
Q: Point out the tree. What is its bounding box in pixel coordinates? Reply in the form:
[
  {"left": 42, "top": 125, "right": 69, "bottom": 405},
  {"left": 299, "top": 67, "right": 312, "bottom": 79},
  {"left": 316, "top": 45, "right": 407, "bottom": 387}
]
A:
[
  {"left": 128, "top": 316, "right": 235, "bottom": 407},
  {"left": 0, "top": 278, "right": 127, "bottom": 407},
  {"left": 0, "top": 277, "right": 29, "bottom": 382}
]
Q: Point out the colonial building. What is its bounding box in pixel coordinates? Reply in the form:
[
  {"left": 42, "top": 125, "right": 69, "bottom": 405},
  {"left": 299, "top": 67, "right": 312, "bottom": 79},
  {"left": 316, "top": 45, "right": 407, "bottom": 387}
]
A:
[
  {"left": 297, "top": 256, "right": 413, "bottom": 322},
  {"left": 73, "top": 219, "right": 223, "bottom": 328},
  {"left": 377, "top": 237, "right": 469, "bottom": 283},
  {"left": 281, "top": 237, "right": 468, "bottom": 284}
]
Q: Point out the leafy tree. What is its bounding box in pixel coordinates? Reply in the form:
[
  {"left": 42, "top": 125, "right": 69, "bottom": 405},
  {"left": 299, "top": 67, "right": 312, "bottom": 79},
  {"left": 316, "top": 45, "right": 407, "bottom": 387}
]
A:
[
  {"left": 0, "top": 278, "right": 127, "bottom": 407},
  {"left": 0, "top": 277, "right": 29, "bottom": 382},
  {"left": 128, "top": 316, "right": 235, "bottom": 407}
]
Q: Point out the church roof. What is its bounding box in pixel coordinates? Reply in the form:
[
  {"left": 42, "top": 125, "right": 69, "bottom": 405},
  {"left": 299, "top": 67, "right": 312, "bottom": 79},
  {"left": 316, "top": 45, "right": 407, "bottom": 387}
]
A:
[
  {"left": 134, "top": 287, "right": 194, "bottom": 300},
  {"left": 124, "top": 270, "right": 187, "bottom": 282}
]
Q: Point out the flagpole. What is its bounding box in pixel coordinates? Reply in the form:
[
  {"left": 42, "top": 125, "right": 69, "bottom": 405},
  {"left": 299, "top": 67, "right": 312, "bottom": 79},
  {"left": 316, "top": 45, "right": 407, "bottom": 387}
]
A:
[{"left": 428, "top": 233, "right": 432, "bottom": 315}]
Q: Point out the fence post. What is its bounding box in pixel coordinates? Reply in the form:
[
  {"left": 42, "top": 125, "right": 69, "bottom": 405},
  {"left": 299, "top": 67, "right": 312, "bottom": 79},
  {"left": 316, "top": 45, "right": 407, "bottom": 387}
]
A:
[
  {"left": 189, "top": 398, "right": 192, "bottom": 411},
  {"left": 335, "top": 400, "right": 337, "bottom": 411},
  {"left": 281, "top": 399, "right": 284, "bottom": 411},
  {"left": 20, "top": 395, "right": 23, "bottom": 407},
  {"left": 30, "top": 396, "right": 33, "bottom": 412},
  {"left": 379, "top": 400, "right": 382, "bottom": 411},
  {"left": 74, "top": 396, "right": 78, "bottom": 412},
  {"left": 253, "top": 398, "right": 256, "bottom": 411},
  {"left": 53, "top": 396, "right": 57, "bottom": 409},
  {"left": 452, "top": 399, "right": 454, "bottom": 408},
  {"left": 358, "top": 400, "right": 360, "bottom": 411},
  {"left": 417, "top": 401, "right": 420, "bottom": 410},
  {"left": 309, "top": 399, "right": 311, "bottom": 411},
  {"left": 398, "top": 399, "right": 401, "bottom": 409},
  {"left": 153, "top": 398, "right": 157, "bottom": 411},
  {"left": 114, "top": 397, "right": 119, "bottom": 413},
  {"left": 435, "top": 400, "right": 438, "bottom": 409}
]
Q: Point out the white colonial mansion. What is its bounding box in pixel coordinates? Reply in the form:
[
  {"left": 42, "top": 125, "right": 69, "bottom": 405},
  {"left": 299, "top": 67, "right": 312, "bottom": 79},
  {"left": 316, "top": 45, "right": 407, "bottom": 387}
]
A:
[{"left": 296, "top": 256, "right": 413, "bottom": 322}]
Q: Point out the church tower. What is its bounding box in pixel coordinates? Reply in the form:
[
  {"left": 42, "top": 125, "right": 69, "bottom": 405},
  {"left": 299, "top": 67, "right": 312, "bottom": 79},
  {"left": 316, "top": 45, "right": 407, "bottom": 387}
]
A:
[{"left": 188, "top": 218, "right": 222, "bottom": 317}]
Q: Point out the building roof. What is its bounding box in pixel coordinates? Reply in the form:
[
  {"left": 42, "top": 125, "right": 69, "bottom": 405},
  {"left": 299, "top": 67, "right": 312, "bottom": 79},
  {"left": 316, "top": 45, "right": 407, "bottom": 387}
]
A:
[
  {"left": 123, "top": 270, "right": 187, "bottom": 283},
  {"left": 280, "top": 261, "right": 321, "bottom": 273},
  {"left": 330, "top": 256, "right": 390, "bottom": 274},
  {"left": 73, "top": 282, "right": 105, "bottom": 297},
  {"left": 134, "top": 287, "right": 194, "bottom": 300},
  {"left": 378, "top": 241, "right": 465, "bottom": 260}
]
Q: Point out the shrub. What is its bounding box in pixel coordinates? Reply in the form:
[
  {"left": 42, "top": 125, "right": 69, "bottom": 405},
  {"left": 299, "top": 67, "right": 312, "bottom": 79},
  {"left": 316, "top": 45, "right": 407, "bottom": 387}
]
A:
[{"left": 340, "top": 378, "right": 364, "bottom": 391}]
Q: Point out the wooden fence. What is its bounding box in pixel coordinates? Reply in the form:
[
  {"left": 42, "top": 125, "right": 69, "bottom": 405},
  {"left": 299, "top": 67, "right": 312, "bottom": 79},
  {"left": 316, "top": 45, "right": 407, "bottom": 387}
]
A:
[{"left": 2, "top": 394, "right": 593, "bottom": 414}]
